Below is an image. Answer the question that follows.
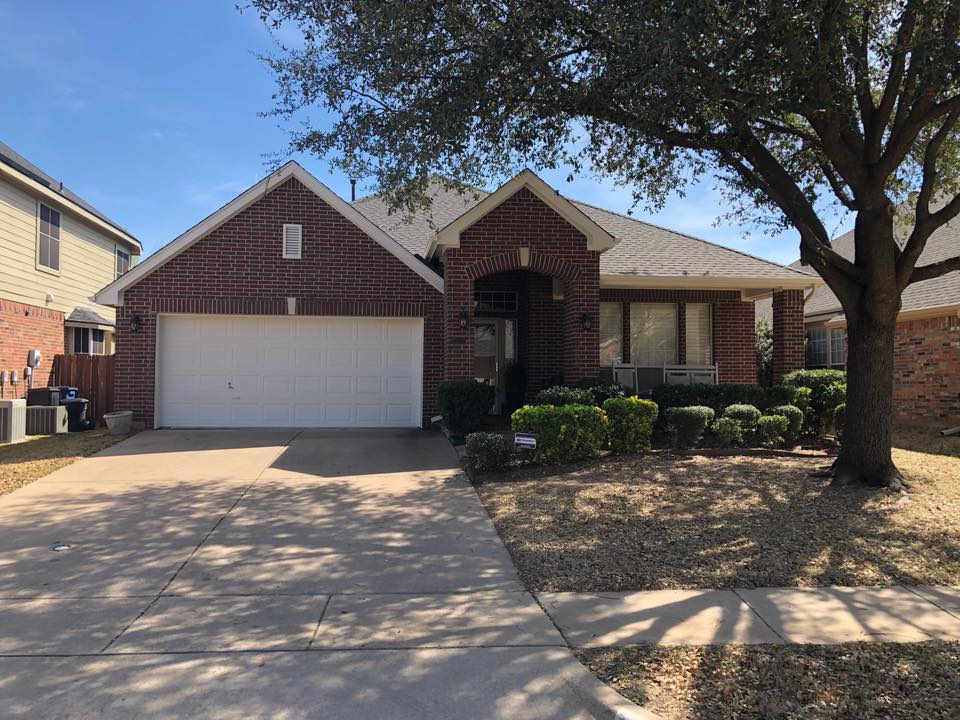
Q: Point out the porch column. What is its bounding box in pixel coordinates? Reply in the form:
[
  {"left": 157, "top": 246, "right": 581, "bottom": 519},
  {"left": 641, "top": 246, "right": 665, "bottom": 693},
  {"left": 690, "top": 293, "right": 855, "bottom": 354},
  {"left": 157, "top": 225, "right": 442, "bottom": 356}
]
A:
[
  {"left": 442, "top": 249, "right": 474, "bottom": 380},
  {"left": 561, "top": 268, "right": 600, "bottom": 382},
  {"left": 772, "top": 289, "right": 805, "bottom": 381}
]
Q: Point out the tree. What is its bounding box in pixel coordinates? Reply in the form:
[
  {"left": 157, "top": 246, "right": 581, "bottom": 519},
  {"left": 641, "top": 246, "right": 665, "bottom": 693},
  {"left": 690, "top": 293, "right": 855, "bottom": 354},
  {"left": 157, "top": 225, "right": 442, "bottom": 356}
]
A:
[
  {"left": 248, "top": 0, "right": 960, "bottom": 489},
  {"left": 755, "top": 316, "right": 774, "bottom": 387}
]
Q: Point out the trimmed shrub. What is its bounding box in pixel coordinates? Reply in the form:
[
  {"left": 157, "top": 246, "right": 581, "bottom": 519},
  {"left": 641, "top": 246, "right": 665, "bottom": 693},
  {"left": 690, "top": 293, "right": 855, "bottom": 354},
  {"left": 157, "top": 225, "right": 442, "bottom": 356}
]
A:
[
  {"left": 604, "top": 397, "right": 658, "bottom": 453},
  {"left": 652, "top": 383, "right": 767, "bottom": 416},
  {"left": 822, "top": 381, "right": 846, "bottom": 412},
  {"left": 437, "top": 380, "right": 495, "bottom": 436},
  {"left": 711, "top": 417, "right": 743, "bottom": 448},
  {"left": 465, "top": 432, "right": 514, "bottom": 474},
  {"left": 782, "top": 368, "right": 847, "bottom": 391},
  {"left": 765, "top": 384, "right": 810, "bottom": 412},
  {"left": 534, "top": 385, "right": 597, "bottom": 407},
  {"left": 665, "top": 406, "right": 716, "bottom": 449},
  {"left": 572, "top": 378, "right": 631, "bottom": 405},
  {"left": 791, "top": 386, "right": 813, "bottom": 415},
  {"left": 833, "top": 403, "right": 846, "bottom": 440},
  {"left": 511, "top": 403, "right": 607, "bottom": 464},
  {"left": 757, "top": 414, "right": 789, "bottom": 446},
  {"left": 768, "top": 405, "right": 804, "bottom": 443},
  {"left": 783, "top": 369, "right": 846, "bottom": 436},
  {"left": 722, "top": 404, "right": 762, "bottom": 429}
]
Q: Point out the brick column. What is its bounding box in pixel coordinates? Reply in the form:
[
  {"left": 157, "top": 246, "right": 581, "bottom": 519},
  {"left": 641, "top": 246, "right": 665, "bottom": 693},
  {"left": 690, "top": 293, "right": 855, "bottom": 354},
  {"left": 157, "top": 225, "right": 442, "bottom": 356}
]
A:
[
  {"left": 772, "top": 289, "right": 805, "bottom": 381},
  {"left": 442, "top": 248, "right": 474, "bottom": 379},
  {"left": 561, "top": 268, "right": 600, "bottom": 382}
]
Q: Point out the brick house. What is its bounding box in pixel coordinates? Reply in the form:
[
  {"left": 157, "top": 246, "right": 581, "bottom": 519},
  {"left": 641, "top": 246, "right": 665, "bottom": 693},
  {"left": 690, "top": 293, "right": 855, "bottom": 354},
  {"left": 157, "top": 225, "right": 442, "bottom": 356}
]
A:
[
  {"left": 95, "top": 163, "right": 815, "bottom": 429},
  {"left": 0, "top": 141, "right": 142, "bottom": 385},
  {"left": 761, "top": 218, "right": 960, "bottom": 427}
]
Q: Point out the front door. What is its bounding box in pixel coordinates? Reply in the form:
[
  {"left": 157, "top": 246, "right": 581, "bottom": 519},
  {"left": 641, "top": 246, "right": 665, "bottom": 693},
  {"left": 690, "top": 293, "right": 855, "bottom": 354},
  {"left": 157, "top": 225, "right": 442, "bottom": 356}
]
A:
[{"left": 472, "top": 319, "right": 516, "bottom": 414}]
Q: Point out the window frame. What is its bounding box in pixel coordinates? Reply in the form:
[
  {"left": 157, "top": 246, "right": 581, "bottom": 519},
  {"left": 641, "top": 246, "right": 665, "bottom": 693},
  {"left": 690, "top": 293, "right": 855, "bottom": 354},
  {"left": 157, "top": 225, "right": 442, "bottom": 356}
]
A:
[
  {"left": 72, "top": 327, "right": 107, "bottom": 356},
  {"left": 36, "top": 201, "right": 62, "bottom": 275},
  {"left": 599, "top": 301, "right": 623, "bottom": 366},
  {"left": 116, "top": 247, "right": 131, "bottom": 278},
  {"left": 805, "top": 327, "right": 829, "bottom": 368},
  {"left": 629, "top": 302, "right": 679, "bottom": 367},
  {"left": 684, "top": 303, "right": 713, "bottom": 366}
]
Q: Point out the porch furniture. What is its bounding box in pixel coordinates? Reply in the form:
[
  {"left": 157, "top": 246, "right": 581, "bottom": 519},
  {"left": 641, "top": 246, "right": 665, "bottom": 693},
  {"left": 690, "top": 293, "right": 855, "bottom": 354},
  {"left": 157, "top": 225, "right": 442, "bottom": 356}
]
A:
[{"left": 663, "top": 364, "right": 718, "bottom": 385}]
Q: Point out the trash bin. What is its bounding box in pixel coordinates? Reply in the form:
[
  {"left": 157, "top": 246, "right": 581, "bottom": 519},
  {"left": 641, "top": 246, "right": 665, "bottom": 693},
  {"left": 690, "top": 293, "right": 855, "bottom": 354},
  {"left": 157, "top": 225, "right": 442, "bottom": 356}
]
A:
[
  {"left": 62, "top": 398, "right": 94, "bottom": 432},
  {"left": 57, "top": 386, "right": 78, "bottom": 402}
]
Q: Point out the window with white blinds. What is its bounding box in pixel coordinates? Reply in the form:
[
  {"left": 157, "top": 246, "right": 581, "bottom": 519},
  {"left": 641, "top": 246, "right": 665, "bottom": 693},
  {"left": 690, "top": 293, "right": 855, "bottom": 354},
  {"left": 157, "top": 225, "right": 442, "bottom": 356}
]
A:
[
  {"left": 685, "top": 303, "right": 713, "bottom": 365},
  {"left": 630, "top": 303, "right": 678, "bottom": 366},
  {"left": 599, "top": 302, "right": 623, "bottom": 366},
  {"left": 282, "top": 223, "right": 302, "bottom": 259}
]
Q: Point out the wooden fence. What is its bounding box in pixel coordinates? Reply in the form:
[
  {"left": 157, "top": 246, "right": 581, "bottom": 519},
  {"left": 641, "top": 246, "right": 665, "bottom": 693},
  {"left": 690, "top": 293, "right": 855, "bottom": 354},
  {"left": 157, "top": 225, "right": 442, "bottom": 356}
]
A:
[{"left": 50, "top": 354, "right": 115, "bottom": 424}]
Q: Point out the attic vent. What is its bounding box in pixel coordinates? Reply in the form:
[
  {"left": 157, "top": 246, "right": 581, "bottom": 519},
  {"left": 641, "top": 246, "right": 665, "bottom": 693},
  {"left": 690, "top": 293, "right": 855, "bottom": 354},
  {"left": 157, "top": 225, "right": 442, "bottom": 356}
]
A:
[{"left": 282, "top": 224, "right": 302, "bottom": 259}]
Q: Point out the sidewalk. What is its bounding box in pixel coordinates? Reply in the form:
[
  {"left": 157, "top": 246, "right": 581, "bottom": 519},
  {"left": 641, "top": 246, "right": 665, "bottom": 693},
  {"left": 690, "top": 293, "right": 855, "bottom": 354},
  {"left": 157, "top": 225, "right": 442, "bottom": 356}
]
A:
[{"left": 538, "top": 585, "right": 960, "bottom": 647}]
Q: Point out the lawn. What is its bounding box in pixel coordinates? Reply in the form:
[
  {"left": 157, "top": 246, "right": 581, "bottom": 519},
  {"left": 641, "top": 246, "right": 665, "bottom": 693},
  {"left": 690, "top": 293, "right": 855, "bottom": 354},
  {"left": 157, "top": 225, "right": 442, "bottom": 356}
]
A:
[
  {"left": 475, "top": 431, "right": 960, "bottom": 591},
  {"left": 0, "top": 429, "right": 128, "bottom": 497},
  {"left": 579, "top": 641, "right": 960, "bottom": 720}
]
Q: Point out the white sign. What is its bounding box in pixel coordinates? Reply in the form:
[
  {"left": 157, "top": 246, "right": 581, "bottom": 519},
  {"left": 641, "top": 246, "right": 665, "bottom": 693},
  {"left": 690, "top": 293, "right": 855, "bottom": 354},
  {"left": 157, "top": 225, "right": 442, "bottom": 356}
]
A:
[{"left": 514, "top": 432, "right": 537, "bottom": 449}]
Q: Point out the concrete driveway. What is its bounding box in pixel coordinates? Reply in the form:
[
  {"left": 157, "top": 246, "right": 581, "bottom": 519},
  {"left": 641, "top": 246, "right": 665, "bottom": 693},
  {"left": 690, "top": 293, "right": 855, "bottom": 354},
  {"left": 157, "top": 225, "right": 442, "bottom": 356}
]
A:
[{"left": 0, "top": 429, "right": 635, "bottom": 719}]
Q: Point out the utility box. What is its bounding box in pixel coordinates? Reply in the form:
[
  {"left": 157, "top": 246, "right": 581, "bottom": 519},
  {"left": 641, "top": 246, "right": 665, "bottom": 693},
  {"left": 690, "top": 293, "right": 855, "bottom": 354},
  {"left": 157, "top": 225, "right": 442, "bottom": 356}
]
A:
[
  {"left": 0, "top": 399, "right": 27, "bottom": 444},
  {"left": 26, "top": 405, "right": 68, "bottom": 435},
  {"left": 27, "top": 387, "right": 61, "bottom": 407}
]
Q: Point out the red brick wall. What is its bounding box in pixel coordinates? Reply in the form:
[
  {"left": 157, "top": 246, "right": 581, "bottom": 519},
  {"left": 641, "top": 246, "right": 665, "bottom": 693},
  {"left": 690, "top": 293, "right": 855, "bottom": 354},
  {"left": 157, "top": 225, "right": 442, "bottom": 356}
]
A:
[
  {"left": 442, "top": 187, "right": 600, "bottom": 383},
  {"left": 115, "top": 177, "right": 443, "bottom": 428},
  {"left": 892, "top": 314, "right": 960, "bottom": 426},
  {"left": 772, "top": 289, "right": 805, "bottom": 381},
  {"left": 0, "top": 299, "right": 63, "bottom": 386},
  {"left": 599, "top": 288, "right": 757, "bottom": 383}
]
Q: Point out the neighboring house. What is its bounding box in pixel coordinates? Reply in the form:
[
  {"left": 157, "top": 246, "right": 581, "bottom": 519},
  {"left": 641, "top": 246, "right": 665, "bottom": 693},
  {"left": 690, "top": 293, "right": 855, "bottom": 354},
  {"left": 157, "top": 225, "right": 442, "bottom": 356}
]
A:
[
  {"left": 95, "top": 162, "right": 815, "bottom": 429},
  {"left": 0, "top": 141, "right": 142, "bottom": 383},
  {"left": 759, "top": 218, "right": 960, "bottom": 426}
]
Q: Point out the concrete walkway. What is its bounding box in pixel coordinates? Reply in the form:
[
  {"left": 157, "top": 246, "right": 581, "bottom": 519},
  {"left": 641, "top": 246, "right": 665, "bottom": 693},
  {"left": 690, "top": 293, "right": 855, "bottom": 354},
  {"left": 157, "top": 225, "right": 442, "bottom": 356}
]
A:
[
  {"left": 0, "top": 429, "right": 644, "bottom": 719},
  {"left": 539, "top": 586, "right": 960, "bottom": 647}
]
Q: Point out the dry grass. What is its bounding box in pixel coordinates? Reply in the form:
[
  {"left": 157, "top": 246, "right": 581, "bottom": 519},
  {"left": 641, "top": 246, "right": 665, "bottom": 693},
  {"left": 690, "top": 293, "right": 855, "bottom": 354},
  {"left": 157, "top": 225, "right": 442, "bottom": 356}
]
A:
[
  {"left": 0, "top": 430, "right": 128, "bottom": 497},
  {"left": 476, "top": 432, "right": 960, "bottom": 591},
  {"left": 579, "top": 642, "right": 960, "bottom": 720}
]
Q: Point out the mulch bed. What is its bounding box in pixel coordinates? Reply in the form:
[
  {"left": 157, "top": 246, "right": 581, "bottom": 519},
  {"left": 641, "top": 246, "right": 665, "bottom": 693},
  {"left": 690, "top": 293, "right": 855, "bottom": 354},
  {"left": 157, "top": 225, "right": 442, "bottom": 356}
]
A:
[
  {"left": 475, "top": 440, "right": 960, "bottom": 591},
  {"left": 579, "top": 642, "right": 960, "bottom": 720},
  {"left": 0, "top": 429, "right": 128, "bottom": 497}
]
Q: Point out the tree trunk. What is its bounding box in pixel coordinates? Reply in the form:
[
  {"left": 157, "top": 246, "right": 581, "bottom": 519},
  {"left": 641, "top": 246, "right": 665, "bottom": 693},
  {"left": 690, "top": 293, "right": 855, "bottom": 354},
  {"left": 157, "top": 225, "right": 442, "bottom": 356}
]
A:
[{"left": 831, "top": 310, "right": 904, "bottom": 490}]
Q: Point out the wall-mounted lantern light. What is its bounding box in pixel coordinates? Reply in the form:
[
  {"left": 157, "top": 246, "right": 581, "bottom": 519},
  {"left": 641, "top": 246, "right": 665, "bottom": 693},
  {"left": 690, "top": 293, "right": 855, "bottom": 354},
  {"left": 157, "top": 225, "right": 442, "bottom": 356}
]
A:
[
  {"left": 580, "top": 313, "right": 593, "bottom": 330},
  {"left": 130, "top": 314, "right": 143, "bottom": 333},
  {"left": 458, "top": 310, "right": 470, "bottom": 328}
]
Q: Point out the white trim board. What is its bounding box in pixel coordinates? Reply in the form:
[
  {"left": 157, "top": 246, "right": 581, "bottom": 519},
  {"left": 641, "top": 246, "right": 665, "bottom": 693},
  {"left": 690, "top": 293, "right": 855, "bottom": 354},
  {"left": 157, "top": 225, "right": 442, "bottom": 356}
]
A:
[
  {"left": 427, "top": 169, "right": 618, "bottom": 258},
  {"left": 95, "top": 162, "right": 443, "bottom": 306}
]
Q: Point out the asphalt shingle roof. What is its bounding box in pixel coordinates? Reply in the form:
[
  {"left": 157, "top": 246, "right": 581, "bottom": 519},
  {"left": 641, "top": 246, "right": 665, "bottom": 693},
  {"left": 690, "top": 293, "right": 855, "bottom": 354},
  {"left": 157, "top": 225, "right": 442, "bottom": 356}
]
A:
[
  {"left": 0, "top": 140, "right": 139, "bottom": 245},
  {"left": 66, "top": 307, "right": 114, "bottom": 326},
  {"left": 353, "top": 179, "right": 810, "bottom": 281}
]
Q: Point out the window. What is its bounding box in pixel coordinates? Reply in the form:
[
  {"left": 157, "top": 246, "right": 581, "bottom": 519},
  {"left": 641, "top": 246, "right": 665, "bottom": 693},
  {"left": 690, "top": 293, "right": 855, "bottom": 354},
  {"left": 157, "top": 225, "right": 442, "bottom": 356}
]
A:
[
  {"left": 116, "top": 248, "right": 130, "bottom": 277},
  {"left": 599, "top": 302, "right": 623, "bottom": 365},
  {"left": 474, "top": 290, "right": 518, "bottom": 313},
  {"left": 72, "top": 328, "right": 105, "bottom": 355},
  {"left": 830, "top": 328, "right": 846, "bottom": 367},
  {"left": 282, "top": 223, "right": 302, "bottom": 259},
  {"left": 630, "top": 303, "right": 678, "bottom": 366},
  {"left": 37, "top": 203, "right": 61, "bottom": 271},
  {"left": 685, "top": 303, "right": 713, "bottom": 365},
  {"left": 805, "top": 328, "right": 829, "bottom": 367}
]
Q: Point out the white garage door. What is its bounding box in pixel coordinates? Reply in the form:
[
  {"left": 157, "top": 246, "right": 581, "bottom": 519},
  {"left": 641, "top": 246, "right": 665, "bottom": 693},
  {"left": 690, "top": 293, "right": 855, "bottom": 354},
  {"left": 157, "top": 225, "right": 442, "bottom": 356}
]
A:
[{"left": 156, "top": 315, "right": 423, "bottom": 428}]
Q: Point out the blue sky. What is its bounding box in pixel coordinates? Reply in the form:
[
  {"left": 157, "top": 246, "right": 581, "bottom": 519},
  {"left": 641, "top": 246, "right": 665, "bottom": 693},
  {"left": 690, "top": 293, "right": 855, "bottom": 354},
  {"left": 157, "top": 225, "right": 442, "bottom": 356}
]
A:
[{"left": 0, "top": 1, "right": 851, "bottom": 263}]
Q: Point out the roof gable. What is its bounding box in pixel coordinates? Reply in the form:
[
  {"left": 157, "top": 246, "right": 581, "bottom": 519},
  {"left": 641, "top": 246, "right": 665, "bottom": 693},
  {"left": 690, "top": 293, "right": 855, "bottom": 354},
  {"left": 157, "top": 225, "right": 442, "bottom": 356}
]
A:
[
  {"left": 95, "top": 162, "right": 442, "bottom": 305},
  {"left": 427, "top": 169, "right": 617, "bottom": 257}
]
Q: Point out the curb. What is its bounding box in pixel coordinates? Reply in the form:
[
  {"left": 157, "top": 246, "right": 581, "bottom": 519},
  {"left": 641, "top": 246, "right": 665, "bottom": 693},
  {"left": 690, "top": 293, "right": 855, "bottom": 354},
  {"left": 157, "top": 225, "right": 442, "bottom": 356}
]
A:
[{"left": 558, "top": 654, "right": 664, "bottom": 720}]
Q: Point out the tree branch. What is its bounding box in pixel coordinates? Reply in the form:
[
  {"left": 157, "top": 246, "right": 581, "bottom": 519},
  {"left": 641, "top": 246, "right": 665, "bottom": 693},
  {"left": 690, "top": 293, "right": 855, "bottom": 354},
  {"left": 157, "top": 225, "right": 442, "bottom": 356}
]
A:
[{"left": 910, "top": 255, "right": 960, "bottom": 283}]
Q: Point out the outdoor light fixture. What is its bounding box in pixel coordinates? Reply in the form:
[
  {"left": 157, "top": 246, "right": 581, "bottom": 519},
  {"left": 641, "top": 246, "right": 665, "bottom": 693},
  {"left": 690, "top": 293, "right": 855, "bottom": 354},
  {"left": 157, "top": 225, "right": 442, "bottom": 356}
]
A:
[
  {"left": 458, "top": 310, "right": 470, "bottom": 328},
  {"left": 581, "top": 313, "right": 593, "bottom": 330},
  {"left": 129, "top": 314, "right": 143, "bottom": 333}
]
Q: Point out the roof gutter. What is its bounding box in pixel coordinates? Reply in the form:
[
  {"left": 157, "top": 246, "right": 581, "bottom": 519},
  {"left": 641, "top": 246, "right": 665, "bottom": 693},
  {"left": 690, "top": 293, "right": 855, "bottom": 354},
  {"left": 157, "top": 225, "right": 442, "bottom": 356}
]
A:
[
  {"left": 0, "top": 161, "right": 142, "bottom": 252},
  {"left": 599, "top": 274, "right": 821, "bottom": 291}
]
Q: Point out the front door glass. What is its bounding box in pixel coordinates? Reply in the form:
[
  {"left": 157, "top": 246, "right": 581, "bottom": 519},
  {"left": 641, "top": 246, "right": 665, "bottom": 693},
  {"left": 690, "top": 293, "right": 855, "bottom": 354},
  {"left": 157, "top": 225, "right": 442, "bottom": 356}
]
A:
[{"left": 473, "top": 323, "right": 497, "bottom": 387}]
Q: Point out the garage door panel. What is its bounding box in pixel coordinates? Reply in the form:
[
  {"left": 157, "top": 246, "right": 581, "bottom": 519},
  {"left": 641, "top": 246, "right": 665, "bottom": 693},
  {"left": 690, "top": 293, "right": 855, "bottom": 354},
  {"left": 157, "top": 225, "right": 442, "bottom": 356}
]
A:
[{"left": 157, "top": 316, "right": 422, "bottom": 428}]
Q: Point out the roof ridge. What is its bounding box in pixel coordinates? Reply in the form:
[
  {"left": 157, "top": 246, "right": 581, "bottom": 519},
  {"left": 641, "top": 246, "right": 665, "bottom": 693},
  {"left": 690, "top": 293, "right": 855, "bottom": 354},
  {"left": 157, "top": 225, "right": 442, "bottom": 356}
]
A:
[
  {"left": 352, "top": 175, "right": 491, "bottom": 206},
  {"left": 569, "top": 196, "right": 812, "bottom": 278}
]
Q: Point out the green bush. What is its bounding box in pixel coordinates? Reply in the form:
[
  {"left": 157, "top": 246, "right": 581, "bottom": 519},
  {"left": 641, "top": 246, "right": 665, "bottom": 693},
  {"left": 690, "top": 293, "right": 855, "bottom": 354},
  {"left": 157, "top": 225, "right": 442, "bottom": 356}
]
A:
[
  {"left": 722, "top": 404, "right": 762, "bottom": 428},
  {"left": 822, "top": 381, "right": 846, "bottom": 412},
  {"left": 652, "top": 383, "right": 767, "bottom": 416},
  {"left": 791, "top": 386, "right": 813, "bottom": 415},
  {"left": 768, "top": 405, "right": 804, "bottom": 443},
  {"left": 833, "top": 403, "right": 846, "bottom": 440},
  {"left": 765, "top": 384, "right": 810, "bottom": 412},
  {"left": 534, "top": 385, "right": 597, "bottom": 407},
  {"left": 711, "top": 417, "right": 743, "bottom": 448},
  {"left": 783, "top": 369, "right": 846, "bottom": 436},
  {"left": 464, "top": 432, "right": 514, "bottom": 473},
  {"left": 572, "top": 378, "right": 631, "bottom": 405},
  {"left": 511, "top": 403, "right": 607, "bottom": 464},
  {"left": 437, "top": 380, "right": 495, "bottom": 436},
  {"left": 603, "top": 397, "right": 658, "bottom": 453},
  {"left": 665, "top": 406, "right": 715, "bottom": 448},
  {"left": 782, "top": 368, "right": 847, "bottom": 391},
  {"left": 757, "top": 414, "right": 789, "bottom": 446}
]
